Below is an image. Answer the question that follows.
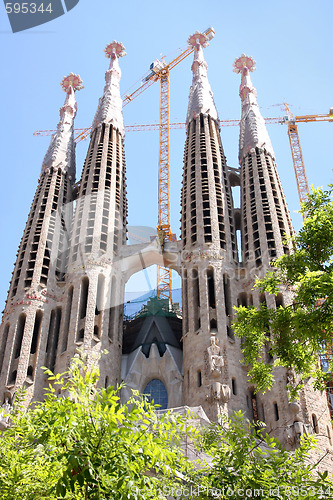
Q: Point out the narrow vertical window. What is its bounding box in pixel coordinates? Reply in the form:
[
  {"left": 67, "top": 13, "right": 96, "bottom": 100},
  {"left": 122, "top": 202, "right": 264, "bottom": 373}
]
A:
[
  {"left": 232, "top": 378, "right": 237, "bottom": 395},
  {"left": 30, "top": 310, "right": 43, "bottom": 355},
  {"left": 207, "top": 267, "right": 215, "bottom": 309},
  {"left": 14, "top": 314, "right": 26, "bottom": 359},
  {"left": 108, "top": 276, "right": 117, "bottom": 340},
  {"left": 192, "top": 268, "right": 200, "bottom": 331},
  {"left": 312, "top": 414, "right": 319, "bottom": 434},
  {"left": 197, "top": 370, "right": 202, "bottom": 387},
  {"left": 46, "top": 310, "right": 56, "bottom": 355},
  {"left": 327, "top": 425, "right": 332, "bottom": 446},
  {"left": 79, "top": 277, "right": 89, "bottom": 320},
  {"left": 62, "top": 286, "right": 73, "bottom": 352},
  {"left": 223, "top": 275, "right": 231, "bottom": 316},
  {"left": 95, "top": 274, "right": 105, "bottom": 316},
  {"left": 45, "top": 308, "right": 62, "bottom": 371},
  {"left": 50, "top": 308, "right": 62, "bottom": 372},
  {"left": 182, "top": 269, "right": 188, "bottom": 333},
  {"left": 0, "top": 324, "right": 10, "bottom": 374},
  {"left": 274, "top": 402, "right": 279, "bottom": 421}
]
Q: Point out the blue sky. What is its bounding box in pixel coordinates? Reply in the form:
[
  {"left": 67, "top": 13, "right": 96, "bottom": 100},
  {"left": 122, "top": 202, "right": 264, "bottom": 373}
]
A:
[{"left": 1, "top": 0, "right": 332, "bottom": 309}]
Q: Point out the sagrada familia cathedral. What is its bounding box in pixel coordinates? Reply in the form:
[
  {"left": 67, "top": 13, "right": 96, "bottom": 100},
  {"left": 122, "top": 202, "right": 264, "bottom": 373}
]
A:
[{"left": 0, "top": 31, "right": 332, "bottom": 468}]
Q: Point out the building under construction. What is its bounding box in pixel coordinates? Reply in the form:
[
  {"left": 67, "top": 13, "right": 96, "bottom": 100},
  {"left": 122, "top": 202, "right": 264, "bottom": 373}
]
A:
[{"left": 0, "top": 31, "right": 332, "bottom": 469}]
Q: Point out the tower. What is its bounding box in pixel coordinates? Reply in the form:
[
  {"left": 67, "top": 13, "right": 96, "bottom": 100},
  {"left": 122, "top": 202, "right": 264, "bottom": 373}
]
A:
[
  {"left": 54, "top": 42, "right": 128, "bottom": 388},
  {"left": 0, "top": 74, "right": 83, "bottom": 402},
  {"left": 180, "top": 32, "right": 244, "bottom": 421},
  {"left": 234, "top": 54, "right": 332, "bottom": 458}
]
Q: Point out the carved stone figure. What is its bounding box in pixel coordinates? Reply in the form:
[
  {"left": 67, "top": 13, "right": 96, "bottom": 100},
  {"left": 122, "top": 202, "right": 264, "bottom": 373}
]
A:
[
  {"left": 207, "top": 336, "right": 224, "bottom": 376},
  {"left": 207, "top": 382, "right": 231, "bottom": 403},
  {"left": 285, "top": 419, "right": 313, "bottom": 446},
  {"left": 0, "top": 398, "right": 12, "bottom": 430}
]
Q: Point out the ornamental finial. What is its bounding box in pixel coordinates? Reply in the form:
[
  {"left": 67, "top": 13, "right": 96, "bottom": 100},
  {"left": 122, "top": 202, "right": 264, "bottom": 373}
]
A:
[
  {"left": 233, "top": 54, "right": 256, "bottom": 74},
  {"left": 187, "top": 31, "right": 210, "bottom": 49},
  {"left": 60, "top": 73, "right": 84, "bottom": 93},
  {"left": 104, "top": 41, "right": 126, "bottom": 59}
]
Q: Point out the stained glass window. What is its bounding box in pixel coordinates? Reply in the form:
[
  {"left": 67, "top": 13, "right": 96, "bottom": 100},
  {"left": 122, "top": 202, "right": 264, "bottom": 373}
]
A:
[{"left": 143, "top": 379, "right": 168, "bottom": 410}]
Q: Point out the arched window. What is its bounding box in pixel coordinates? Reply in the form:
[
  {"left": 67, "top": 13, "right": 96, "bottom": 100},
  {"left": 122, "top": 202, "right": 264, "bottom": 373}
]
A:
[{"left": 143, "top": 379, "right": 168, "bottom": 410}]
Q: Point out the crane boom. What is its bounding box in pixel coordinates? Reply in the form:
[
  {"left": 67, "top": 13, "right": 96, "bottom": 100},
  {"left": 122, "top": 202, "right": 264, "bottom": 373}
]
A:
[{"left": 282, "top": 103, "right": 333, "bottom": 215}]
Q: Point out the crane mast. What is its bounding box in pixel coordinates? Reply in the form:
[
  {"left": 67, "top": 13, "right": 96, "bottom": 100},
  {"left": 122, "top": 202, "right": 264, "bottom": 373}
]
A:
[
  {"left": 157, "top": 69, "right": 172, "bottom": 301},
  {"left": 283, "top": 103, "right": 310, "bottom": 210}
]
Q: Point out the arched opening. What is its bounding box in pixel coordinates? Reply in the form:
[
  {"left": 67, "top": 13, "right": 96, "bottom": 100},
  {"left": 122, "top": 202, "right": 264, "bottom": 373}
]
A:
[
  {"left": 14, "top": 314, "right": 26, "bottom": 359},
  {"left": 124, "top": 264, "right": 182, "bottom": 323},
  {"left": 207, "top": 267, "right": 216, "bottom": 309},
  {"left": 0, "top": 323, "right": 10, "bottom": 374},
  {"left": 79, "top": 277, "right": 89, "bottom": 320},
  {"left": 143, "top": 379, "right": 168, "bottom": 410},
  {"left": 95, "top": 274, "right": 105, "bottom": 316},
  {"left": 45, "top": 308, "right": 62, "bottom": 371},
  {"left": 30, "top": 310, "right": 43, "bottom": 355},
  {"left": 62, "top": 286, "right": 73, "bottom": 352},
  {"left": 192, "top": 268, "right": 200, "bottom": 331}
]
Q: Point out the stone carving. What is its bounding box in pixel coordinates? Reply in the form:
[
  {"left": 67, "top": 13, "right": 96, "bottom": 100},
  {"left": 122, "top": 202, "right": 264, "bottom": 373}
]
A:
[
  {"left": 285, "top": 420, "right": 311, "bottom": 445},
  {"left": 0, "top": 398, "right": 12, "bottom": 430},
  {"left": 207, "top": 382, "right": 231, "bottom": 403},
  {"left": 206, "top": 337, "right": 229, "bottom": 404},
  {"left": 286, "top": 368, "right": 301, "bottom": 414},
  {"left": 207, "top": 336, "right": 224, "bottom": 377}
]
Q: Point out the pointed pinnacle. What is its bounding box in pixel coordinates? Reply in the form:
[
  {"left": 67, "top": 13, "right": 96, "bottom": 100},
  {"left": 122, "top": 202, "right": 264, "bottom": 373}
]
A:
[
  {"left": 187, "top": 31, "right": 210, "bottom": 49},
  {"left": 104, "top": 41, "right": 126, "bottom": 59},
  {"left": 233, "top": 54, "right": 256, "bottom": 74},
  {"left": 60, "top": 73, "right": 84, "bottom": 93}
]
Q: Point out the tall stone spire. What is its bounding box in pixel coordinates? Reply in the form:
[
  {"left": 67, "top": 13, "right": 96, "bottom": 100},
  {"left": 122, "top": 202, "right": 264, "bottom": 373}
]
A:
[
  {"left": 54, "top": 42, "right": 128, "bottom": 392},
  {"left": 92, "top": 41, "right": 126, "bottom": 135},
  {"left": 0, "top": 75, "right": 82, "bottom": 404},
  {"left": 186, "top": 31, "right": 218, "bottom": 125},
  {"left": 233, "top": 54, "right": 274, "bottom": 161},
  {"left": 181, "top": 31, "right": 239, "bottom": 422},
  {"left": 42, "top": 74, "right": 83, "bottom": 178}
]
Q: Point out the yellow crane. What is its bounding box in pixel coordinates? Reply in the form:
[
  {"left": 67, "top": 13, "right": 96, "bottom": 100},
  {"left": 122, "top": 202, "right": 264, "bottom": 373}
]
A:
[
  {"left": 141, "top": 27, "right": 215, "bottom": 303},
  {"left": 282, "top": 103, "right": 333, "bottom": 215}
]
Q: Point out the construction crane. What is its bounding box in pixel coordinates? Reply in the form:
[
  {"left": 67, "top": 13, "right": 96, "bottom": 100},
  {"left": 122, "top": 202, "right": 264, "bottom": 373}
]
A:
[
  {"left": 151, "top": 27, "right": 215, "bottom": 303},
  {"left": 282, "top": 103, "right": 333, "bottom": 215}
]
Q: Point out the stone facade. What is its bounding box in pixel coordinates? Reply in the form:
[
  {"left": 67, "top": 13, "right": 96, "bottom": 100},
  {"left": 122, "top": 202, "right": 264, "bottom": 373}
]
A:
[{"left": 0, "top": 36, "right": 332, "bottom": 469}]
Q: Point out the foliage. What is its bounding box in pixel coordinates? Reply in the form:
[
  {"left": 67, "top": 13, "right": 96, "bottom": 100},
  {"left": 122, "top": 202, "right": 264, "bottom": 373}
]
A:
[
  {"left": 186, "top": 411, "right": 333, "bottom": 500},
  {"left": 0, "top": 355, "right": 194, "bottom": 500},
  {"left": 233, "top": 185, "right": 333, "bottom": 394}
]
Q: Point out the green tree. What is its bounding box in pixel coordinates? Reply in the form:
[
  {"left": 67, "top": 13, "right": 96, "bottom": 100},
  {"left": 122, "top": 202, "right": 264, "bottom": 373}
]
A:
[
  {"left": 233, "top": 185, "right": 333, "bottom": 395},
  {"left": 187, "top": 412, "right": 333, "bottom": 500},
  {"left": 0, "top": 354, "right": 194, "bottom": 500}
]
